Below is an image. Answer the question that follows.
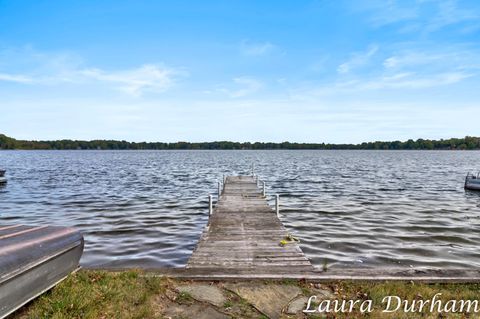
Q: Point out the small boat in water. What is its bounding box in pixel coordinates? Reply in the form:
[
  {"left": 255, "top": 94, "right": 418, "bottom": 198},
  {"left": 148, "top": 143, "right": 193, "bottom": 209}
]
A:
[
  {"left": 465, "top": 172, "right": 480, "bottom": 191},
  {"left": 0, "top": 170, "right": 6, "bottom": 184},
  {"left": 0, "top": 225, "right": 84, "bottom": 318}
]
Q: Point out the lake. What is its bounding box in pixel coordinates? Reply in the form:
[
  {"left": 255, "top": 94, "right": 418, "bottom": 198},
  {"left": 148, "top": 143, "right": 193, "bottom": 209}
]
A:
[{"left": 1, "top": 150, "right": 479, "bottom": 269}]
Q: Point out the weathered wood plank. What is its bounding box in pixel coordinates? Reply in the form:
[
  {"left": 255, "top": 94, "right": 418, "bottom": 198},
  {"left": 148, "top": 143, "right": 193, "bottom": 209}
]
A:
[{"left": 187, "top": 175, "right": 313, "bottom": 274}]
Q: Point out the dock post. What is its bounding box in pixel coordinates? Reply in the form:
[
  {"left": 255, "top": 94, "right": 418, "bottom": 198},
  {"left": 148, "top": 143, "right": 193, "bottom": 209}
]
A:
[
  {"left": 262, "top": 181, "right": 266, "bottom": 197},
  {"left": 251, "top": 163, "right": 255, "bottom": 176},
  {"left": 275, "top": 194, "right": 279, "bottom": 217},
  {"left": 218, "top": 181, "right": 221, "bottom": 198},
  {"left": 209, "top": 195, "right": 213, "bottom": 215}
]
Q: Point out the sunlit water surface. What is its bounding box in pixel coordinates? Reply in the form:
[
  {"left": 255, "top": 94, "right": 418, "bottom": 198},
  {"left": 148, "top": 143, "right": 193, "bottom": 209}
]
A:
[{"left": 1, "top": 150, "right": 479, "bottom": 269}]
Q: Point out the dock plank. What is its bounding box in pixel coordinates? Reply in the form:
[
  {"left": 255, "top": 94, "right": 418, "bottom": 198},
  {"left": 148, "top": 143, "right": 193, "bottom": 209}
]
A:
[{"left": 187, "top": 175, "right": 314, "bottom": 274}]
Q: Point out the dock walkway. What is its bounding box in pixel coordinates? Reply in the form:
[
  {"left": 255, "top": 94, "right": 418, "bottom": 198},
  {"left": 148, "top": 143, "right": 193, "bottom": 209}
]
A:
[{"left": 187, "top": 176, "right": 314, "bottom": 277}]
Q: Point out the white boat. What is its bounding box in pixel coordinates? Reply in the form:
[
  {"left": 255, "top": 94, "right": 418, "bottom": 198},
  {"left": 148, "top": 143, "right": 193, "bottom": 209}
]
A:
[{"left": 465, "top": 172, "right": 480, "bottom": 191}]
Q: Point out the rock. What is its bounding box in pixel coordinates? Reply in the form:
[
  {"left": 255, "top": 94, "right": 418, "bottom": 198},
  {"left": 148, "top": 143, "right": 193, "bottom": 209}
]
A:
[
  {"left": 176, "top": 284, "right": 226, "bottom": 307},
  {"left": 311, "top": 287, "right": 334, "bottom": 299},
  {"left": 286, "top": 296, "right": 309, "bottom": 314},
  {"left": 163, "top": 303, "right": 230, "bottom": 319},
  {"left": 225, "top": 283, "right": 301, "bottom": 319}
]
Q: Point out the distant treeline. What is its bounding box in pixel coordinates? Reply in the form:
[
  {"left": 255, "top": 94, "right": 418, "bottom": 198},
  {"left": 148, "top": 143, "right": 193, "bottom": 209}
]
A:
[{"left": 1, "top": 134, "right": 480, "bottom": 150}]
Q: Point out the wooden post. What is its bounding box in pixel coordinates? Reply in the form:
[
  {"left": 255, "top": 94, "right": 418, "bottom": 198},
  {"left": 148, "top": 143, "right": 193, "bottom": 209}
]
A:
[
  {"left": 275, "top": 194, "right": 279, "bottom": 217},
  {"left": 218, "top": 181, "right": 221, "bottom": 198},
  {"left": 209, "top": 195, "right": 213, "bottom": 216},
  {"left": 262, "top": 181, "right": 266, "bottom": 197},
  {"left": 251, "top": 163, "right": 255, "bottom": 176}
]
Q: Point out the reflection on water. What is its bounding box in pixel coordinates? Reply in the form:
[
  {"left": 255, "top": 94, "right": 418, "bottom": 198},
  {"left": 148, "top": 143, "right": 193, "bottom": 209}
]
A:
[{"left": 0, "top": 150, "right": 479, "bottom": 269}]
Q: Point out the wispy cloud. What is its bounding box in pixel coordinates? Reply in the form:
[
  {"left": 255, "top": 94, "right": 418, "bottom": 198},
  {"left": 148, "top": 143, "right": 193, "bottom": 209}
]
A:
[
  {"left": 301, "top": 70, "right": 472, "bottom": 98},
  {"left": 0, "top": 73, "right": 34, "bottom": 84},
  {"left": 425, "top": 0, "right": 479, "bottom": 33},
  {"left": 215, "top": 76, "right": 263, "bottom": 98},
  {"left": 358, "top": 71, "right": 471, "bottom": 90},
  {"left": 0, "top": 47, "right": 183, "bottom": 96},
  {"left": 337, "top": 45, "right": 379, "bottom": 74},
  {"left": 355, "top": 0, "right": 418, "bottom": 27},
  {"left": 240, "top": 40, "right": 275, "bottom": 56},
  {"left": 80, "top": 64, "right": 179, "bottom": 96},
  {"left": 353, "top": 0, "right": 480, "bottom": 34},
  {"left": 302, "top": 44, "right": 479, "bottom": 97},
  {"left": 382, "top": 46, "right": 480, "bottom": 73}
]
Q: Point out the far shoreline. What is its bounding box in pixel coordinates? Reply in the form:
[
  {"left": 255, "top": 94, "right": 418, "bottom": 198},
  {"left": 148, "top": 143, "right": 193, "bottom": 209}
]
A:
[
  {"left": 2, "top": 148, "right": 480, "bottom": 151},
  {"left": 2, "top": 133, "right": 480, "bottom": 151}
]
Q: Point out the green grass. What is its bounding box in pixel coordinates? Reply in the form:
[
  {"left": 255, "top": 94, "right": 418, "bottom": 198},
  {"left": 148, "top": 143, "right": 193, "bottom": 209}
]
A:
[
  {"left": 13, "top": 270, "right": 480, "bottom": 319},
  {"left": 176, "top": 291, "right": 193, "bottom": 305},
  {"left": 16, "top": 270, "right": 169, "bottom": 319}
]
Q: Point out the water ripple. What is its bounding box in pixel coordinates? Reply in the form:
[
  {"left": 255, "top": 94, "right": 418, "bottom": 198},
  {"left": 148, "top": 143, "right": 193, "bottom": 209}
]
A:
[{"left": 1, "top": 150, "right": 480, "bottom": 269}]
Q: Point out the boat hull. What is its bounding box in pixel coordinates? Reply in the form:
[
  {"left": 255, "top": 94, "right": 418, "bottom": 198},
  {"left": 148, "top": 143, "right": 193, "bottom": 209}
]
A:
[
  {"left": 465, "top": 179, "right": 480, "bottom": 191},
  {"left": 0, "top": 177, "right": 6, "bottom": 184},
  {"left": 0, "top": 226, "right": 84, "bottom": 318}
]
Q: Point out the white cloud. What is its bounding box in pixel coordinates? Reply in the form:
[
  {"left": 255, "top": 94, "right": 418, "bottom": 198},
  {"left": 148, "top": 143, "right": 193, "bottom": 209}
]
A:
[
  {"left": 382, "top": 47, "right": 480, "bottom": 74},
  {"left": 425, "top": 0, "right": 479, "bottom": 33},
  {"left": 240, "top": 40, "right": 275, "bottom": 56},
  {"left": 337, "top": 45, "right": 379, "bottom": 74},
  {"left": 80, "top": 64, "right": 178, "bottom": 96},
  {"left": 0, "top": 47, "right": 183, "bottom": 96},
  {"left": 363, "top": 71, "right": 471, "bottom": 89},
  {"left": 231, "top": 76, "right": 263, "bottom": 97},
  {"left": 360, "top": 0, "right": 419, "bottom": 27},
  {"left": 353, "top": 0, "right": 480, "bottom": 34},
  {"left": 0, "top": 73, "right": 33, "bottom": 84},
  {"left": 383, "top": 51, "right": 448, "bottom": 69},
  {"left": 215, "top": 76, "right": 263, "bottom": 98},
  {"left": 304, "top": 71, "right": 472, "bottom": 98},
  {"left": 324, "top": 44, "right": 479, "bottom": 96}
]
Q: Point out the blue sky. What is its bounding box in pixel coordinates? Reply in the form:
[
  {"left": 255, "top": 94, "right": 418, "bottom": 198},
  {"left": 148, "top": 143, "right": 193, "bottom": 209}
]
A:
[{"left": 0, "top": 0, "right": 479, "bottom": 143}]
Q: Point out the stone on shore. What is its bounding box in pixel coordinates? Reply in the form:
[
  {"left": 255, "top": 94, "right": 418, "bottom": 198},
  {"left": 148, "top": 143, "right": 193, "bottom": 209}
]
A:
[
  {"left": 175, "top": 284, "right": 227, "bottom": 307},
  {"left": 286, "top": 296, "right": 309, "bottom": 314},
  {"left": 163, "top": 303, "right": 230, "bottom": 319},
  {"left": 225, "top": 283, "right": 301, "bottom": 319}
]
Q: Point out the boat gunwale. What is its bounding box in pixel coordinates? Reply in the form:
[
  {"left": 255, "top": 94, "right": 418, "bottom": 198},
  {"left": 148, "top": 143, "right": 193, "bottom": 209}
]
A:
[{"left": 0, "top": 236, "right": 84, "bottom": 285}]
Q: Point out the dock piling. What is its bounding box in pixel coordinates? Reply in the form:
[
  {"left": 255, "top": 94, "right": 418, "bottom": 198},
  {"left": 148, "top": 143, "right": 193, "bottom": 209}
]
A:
[
  {"left": 209, "top": 195, "right": 213, "bottom": 215},
  {"left": 275, "top": 194, "right": 280, "bottom": 217},
  {"left": 262, "top": 181, "right": 266, "bottom": 197},
  {"left": 218, "top": 181, "right": 221, "bottom": 198}
]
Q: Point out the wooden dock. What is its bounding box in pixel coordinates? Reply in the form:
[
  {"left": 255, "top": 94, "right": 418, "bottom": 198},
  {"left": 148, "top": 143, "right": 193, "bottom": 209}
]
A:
[{"left": 186, "top": 175, "right": 315, "bottom": 278}]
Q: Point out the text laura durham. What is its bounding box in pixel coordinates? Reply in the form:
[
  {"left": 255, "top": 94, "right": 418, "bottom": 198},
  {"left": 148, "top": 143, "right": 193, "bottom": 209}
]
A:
[{"left": 303, "top": 293, "right": 480, "bottom": 314}]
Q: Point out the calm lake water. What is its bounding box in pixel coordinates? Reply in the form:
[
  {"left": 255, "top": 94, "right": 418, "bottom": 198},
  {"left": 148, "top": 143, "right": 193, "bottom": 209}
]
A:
[{"left": 1, "top": 150, "right": 480, "bottom": 269}]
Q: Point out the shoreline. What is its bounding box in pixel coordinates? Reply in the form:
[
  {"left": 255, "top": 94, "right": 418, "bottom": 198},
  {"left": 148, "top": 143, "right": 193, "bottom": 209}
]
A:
[
  {"left": 82, "top": 266, "right": 480, "bottom": 283},
  {"left": 3, "top": 133, "right": 480, "bottom": 151},
  {"left": 14, "top": 269, "right": 480, "bottom": 319}
]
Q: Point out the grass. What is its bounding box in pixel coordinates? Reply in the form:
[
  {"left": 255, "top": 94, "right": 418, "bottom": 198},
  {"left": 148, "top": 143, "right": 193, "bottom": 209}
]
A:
[
  {"left": 308, "top": 281, "right": 480, "bottom": 318},
  {"left": 176, "top": 291, "right": 193, "bottom": 305},
  {"left": 13, "top": 270, "right": 480, "bottom": 319},
  {"left": 15, "top": 270, "right": 169, "bottom": 319},
  {"left": 322, "top": 259, "right": 328, "bottom": 272}
]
